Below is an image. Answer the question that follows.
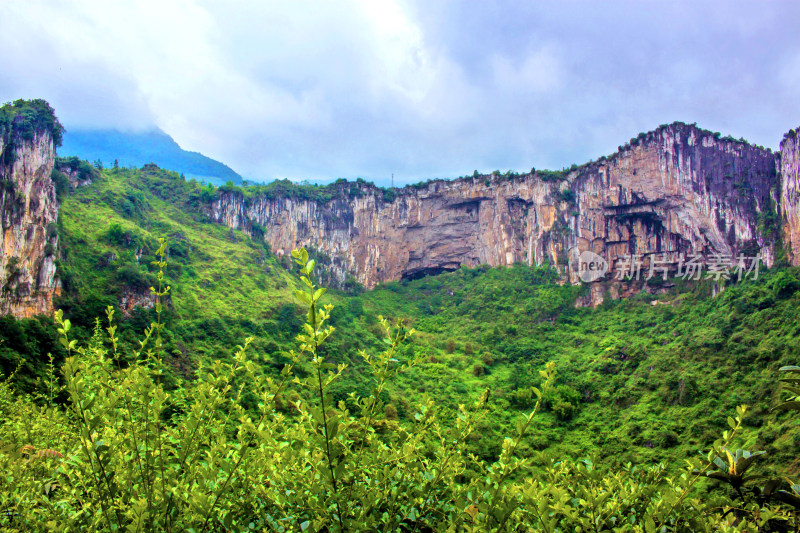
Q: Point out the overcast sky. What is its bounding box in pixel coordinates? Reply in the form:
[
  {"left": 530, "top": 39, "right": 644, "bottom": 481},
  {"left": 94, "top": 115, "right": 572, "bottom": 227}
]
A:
[{"left": 2, "top": 0, "right": 799, "bottom": 185}]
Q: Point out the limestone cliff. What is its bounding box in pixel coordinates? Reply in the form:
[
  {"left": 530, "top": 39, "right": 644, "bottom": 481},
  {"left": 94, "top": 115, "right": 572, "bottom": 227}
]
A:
[
  {"left": 780, "top": 128, "right": 800, "bottom": 266},
  {"left": 211, "top": 123, "right": 781, "bottom": 294},
  {"left": 0, "top": 101, "right": 62, "bottom": 317}
]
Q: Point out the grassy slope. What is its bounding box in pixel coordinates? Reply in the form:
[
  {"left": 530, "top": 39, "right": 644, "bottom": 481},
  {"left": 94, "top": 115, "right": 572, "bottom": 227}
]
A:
[
  {"left": 48, "top": 166, "right": 800, "bottom": 477},
  {"left": 57, "top": 166, "right": 300, "bottom": 364}
]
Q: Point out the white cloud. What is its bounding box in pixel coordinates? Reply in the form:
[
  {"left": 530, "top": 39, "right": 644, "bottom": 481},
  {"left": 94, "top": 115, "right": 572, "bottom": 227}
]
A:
[
  {"left": 491, "top": 45, "right": 563, "bottom": 95},
  {"left": 1, "top": 0, "right": 799, "bottom": 183}
]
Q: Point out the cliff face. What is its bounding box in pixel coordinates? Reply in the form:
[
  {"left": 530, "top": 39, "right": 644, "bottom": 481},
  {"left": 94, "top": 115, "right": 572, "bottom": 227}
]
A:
[
  {"left": 212, "top": 123, "right": 780, "bottom": 293},
  {"left": 780, "top": 128, "right": 800, "bottom": 266},
  {"left": 562, "top": 125, "right": 778, "bottom": 283},
  {"left": 0, "top": 129, "right": 60, "bottom": 317}
]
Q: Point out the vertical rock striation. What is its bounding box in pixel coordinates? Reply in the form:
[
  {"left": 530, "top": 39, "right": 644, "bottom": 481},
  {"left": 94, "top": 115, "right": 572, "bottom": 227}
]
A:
[
  {"left": 211, "top": 123, "right": 782, "bottom": 294},
  {"left": 780, "top": 128, "right": 800, "bottom": 266},
  {"left": 0, "top": 106, "right": 61, "bottom": 317}
]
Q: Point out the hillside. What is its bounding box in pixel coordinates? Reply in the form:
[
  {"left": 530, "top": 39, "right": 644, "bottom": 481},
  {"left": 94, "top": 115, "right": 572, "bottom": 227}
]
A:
[
  {"left": 60, "top": 128, "right": 243, "bottom": 185},
  {"left": 2, "top": 99, "right": 800, "bottom": 530},
  {"left": 355, "top": 262, "right": 800, "bottom": 469}
]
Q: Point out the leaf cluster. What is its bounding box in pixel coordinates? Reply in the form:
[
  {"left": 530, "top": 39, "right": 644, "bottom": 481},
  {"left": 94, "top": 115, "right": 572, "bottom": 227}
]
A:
[{"left": 0, "top": 99, "right": 65, "bottom": 147}]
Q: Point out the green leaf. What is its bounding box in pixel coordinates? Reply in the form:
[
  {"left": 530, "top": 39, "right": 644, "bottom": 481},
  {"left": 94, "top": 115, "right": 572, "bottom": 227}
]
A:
[
  {"left": 773, "top": 402, "right": 800, "bottom": 412},
  {"left": 781, "top": 385, "right": 800, "bottom": 396}
]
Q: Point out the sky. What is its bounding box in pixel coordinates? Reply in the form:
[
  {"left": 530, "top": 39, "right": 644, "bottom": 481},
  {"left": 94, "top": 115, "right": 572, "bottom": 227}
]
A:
[{"left": 1, "top": 0, "right": 799, "bottom": 185}]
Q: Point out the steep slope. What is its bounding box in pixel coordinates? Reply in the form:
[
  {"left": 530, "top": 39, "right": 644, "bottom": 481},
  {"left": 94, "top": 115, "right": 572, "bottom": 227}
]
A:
[
  {"left": 780, "top": 127, "right": 800, "bottom": 266},
  {"left": 0, "top": 100, "right": 62, "bottom": 318},
  {"left": 53, "top": 164, "right": 323, "bottom": 365},
  {"left": 61, "top": 128, "right": 243, "bottom": 186},
  {"left": 209, "top": 123, "right": 781, "bottom": 294}
]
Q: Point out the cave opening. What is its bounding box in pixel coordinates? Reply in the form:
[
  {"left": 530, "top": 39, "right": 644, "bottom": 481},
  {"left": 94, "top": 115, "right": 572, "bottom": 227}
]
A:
[{"left": 401, "top": 265, "right": 459, "bottom": 281}]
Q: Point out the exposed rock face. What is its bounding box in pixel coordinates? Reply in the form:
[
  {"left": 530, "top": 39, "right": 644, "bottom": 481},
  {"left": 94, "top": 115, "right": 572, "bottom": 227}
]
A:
[
  {"left": 0, "top": 130, "right": 61, "bottom": 317},
  {"left": 780, "top": 128, "right": 800, "bottom": 266},
  {"left": 562, "top": 125, "right": 778, "bottom": 285},
  {"left": 58, "top": 167, "right": 92, "bottom": 188},
  {"left": 54, "top": 157, "right": 100, "bottom": 189},
  {"left": 118, "top": 287, "right": 156, "bottom": 318},
  {"left": 214, "top": 124, "right": 781, "bottom": 292},
  {"left": 212, "top": 123, "right": 781, "bottom": 296}
]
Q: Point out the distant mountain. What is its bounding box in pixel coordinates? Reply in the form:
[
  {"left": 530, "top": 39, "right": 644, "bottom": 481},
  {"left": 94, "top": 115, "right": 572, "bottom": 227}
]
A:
[{"left": 60, "top": 128, "right": 243, "bottom": 185}]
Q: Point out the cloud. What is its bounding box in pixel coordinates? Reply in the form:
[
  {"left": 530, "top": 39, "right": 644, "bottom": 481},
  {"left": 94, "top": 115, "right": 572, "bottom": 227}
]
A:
[
  {"left": 0, "top": 1, "right": 154, "bottom": 129},
  {"left": 1, "top": 0, "right": 799, "bottom": 184}
]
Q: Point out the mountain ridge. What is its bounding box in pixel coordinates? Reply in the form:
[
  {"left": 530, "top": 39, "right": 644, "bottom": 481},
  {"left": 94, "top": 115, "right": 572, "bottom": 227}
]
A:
[
  {"left": 60, "top": 127, "right": 243, "bottom": 185},
  {"left": 207, "top": 121, "right": 798, "bottom": 303}
]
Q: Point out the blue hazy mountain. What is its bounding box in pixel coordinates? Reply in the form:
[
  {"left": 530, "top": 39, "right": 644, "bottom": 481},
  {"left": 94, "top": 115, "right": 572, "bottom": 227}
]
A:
[{"left": 60, "top": 128, "right": 243, "bottom": 185}]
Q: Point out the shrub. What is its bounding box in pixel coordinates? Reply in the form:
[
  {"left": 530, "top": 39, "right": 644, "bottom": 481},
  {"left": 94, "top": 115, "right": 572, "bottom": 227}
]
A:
[
  {"left": 771, "top": 271, "right": 800, "bottom": 298},
  {"left": 556, "top": 188, "right": 576, "bottom": 204},
  {"left": 50, "top": 168, "right": 71, "bottom": 199},
  {"left": 114, "top": 263, "right": 154, "bottom": 292},
  {"left": 511, "top": 387, "right": 535, "bottom": 408},
  {"left": 445, "top": 338, "right": 456, "bottom": 353}
]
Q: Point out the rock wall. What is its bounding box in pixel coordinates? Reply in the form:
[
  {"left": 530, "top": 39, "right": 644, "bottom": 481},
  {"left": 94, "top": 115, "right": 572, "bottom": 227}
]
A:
[
  {"left": 0, "top": 129, "right": 60, "bottom": 317},
  {"left": 780, "top": 128, "right": 800, "bottom": 266},
  {"left": 212, "top": 123, "right": 781, "bottom": 292}
]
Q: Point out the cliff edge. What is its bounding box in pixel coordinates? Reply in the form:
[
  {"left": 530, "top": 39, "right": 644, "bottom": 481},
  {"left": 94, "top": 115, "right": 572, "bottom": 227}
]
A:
[
  {"left": 211, "top": 122, "right": 789, "bottom": 295},
  {"left": 781, "top": 128, "right": 800, "bottom": 266},
  {"left": 0, "top": 99, "right": 62, "bottom": 317}
]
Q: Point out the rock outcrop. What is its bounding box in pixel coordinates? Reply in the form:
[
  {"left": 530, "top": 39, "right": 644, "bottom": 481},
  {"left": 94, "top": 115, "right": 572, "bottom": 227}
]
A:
[
  {"left": 118, "top": 287, "right": 156, "bottom": 318},
  {"left": 54, "top": 156, "right": 99, "bottom": 189},
  {"left": 780, "top": 128, "right": 800, "bottom": 266},
  {"left": 0, "top": 103, "right": 62, "bottom": 317},
  {"left": 211, "top": 123, "right": 782, "bottom": 295}
]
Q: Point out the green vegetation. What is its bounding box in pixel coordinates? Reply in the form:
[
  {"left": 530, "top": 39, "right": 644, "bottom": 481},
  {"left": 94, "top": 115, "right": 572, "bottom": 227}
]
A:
[
  {"left": 51, "top": 164, "right": 316, "bottom": 380},
  {"left": 758, "top": 199, "right": 782, "bottom": 243},
  {"left": 0, "top": 99, "right": 64, "bottom": 147},
  {"left": 537, "top": 169, "right": 567, "bottom": 182},
  {"left": 11, "top": 164, "right": 800, "bottom": 470},
  {"left": 55, "top": 156, "right": 99, "bottom": 183},
  {"left": 1, "top": 246, "right": 800, "bottom": 530},
  {"left": 344, "top": 261, "right": 800, "bottom": 472},
  {"left": 554, "top": 188, "right": 576, "bottom": 204},
  {"left": 209, "top": 176, "right": 399, "bottom": 206}
]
